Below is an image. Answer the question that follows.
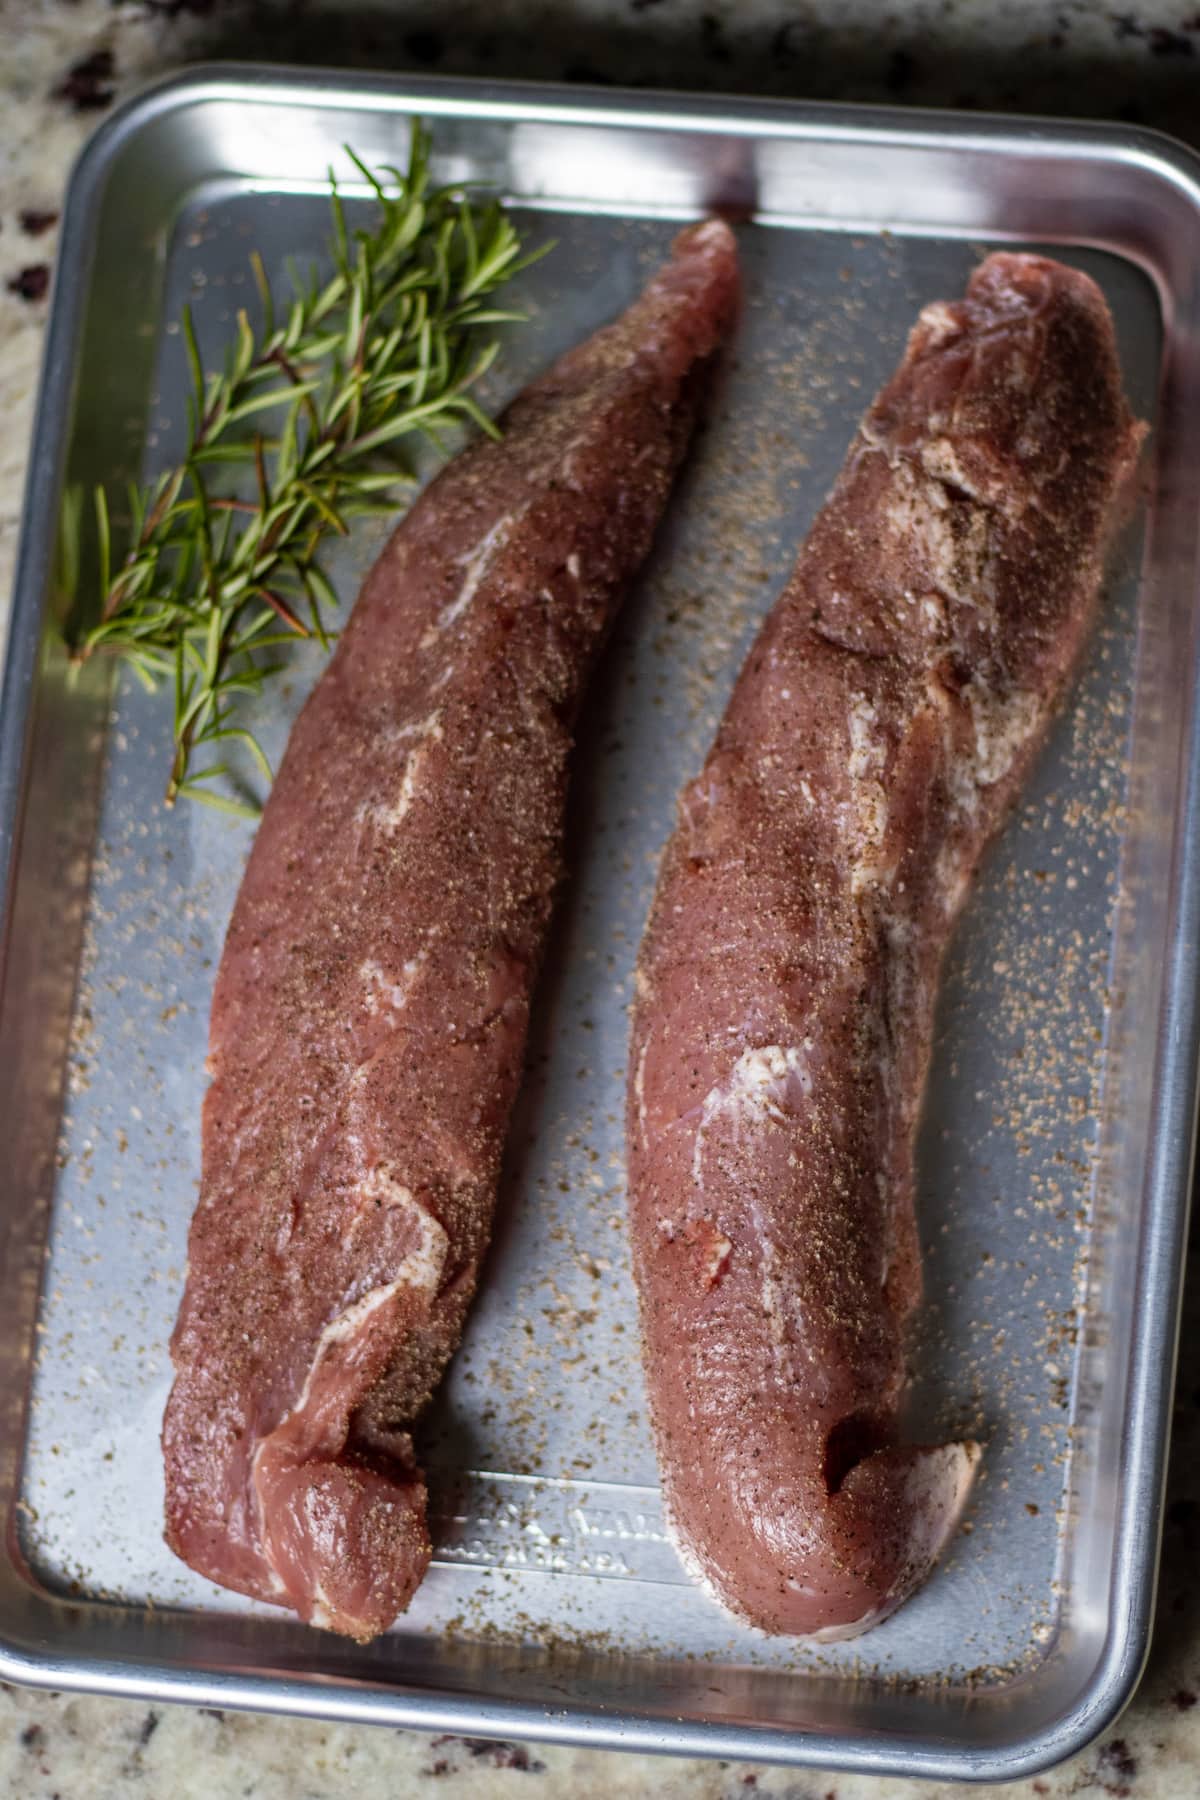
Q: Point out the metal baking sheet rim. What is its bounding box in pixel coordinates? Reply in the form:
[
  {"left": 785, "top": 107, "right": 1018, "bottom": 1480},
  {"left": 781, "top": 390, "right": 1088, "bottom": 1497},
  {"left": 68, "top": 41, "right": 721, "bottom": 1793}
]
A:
[{"left": 0, "top": 64, "right": 1197, "bottom": 1782}]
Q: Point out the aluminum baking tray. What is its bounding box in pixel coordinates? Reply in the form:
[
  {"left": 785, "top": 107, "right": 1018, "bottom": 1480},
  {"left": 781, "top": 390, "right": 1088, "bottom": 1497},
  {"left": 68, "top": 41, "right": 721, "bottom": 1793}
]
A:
[{"left": 2, "top": 66, "right": 1199, "bottom": 1783}]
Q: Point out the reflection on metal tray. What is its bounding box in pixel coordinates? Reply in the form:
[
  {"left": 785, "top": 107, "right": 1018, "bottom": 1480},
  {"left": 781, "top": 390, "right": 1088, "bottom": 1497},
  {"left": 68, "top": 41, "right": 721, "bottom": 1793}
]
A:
[{"left": 1, "top": 67, "right": 1199, "bottom": 1784}]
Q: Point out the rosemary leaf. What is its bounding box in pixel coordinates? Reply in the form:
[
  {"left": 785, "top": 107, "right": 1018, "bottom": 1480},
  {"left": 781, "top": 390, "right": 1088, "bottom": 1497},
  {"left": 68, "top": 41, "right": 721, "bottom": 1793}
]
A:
[{"left": 72, "top": 121, "right": 549, "bottom": 811}]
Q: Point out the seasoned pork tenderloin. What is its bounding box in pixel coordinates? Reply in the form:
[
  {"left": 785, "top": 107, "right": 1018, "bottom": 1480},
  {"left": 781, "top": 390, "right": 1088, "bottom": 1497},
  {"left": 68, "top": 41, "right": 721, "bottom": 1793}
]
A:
[
  {"left": 164, "top": 220, "right": 740, "bottom": 1639},
  {"left": 627, "top": 252, "right": 1140, "bottom": 1638}
]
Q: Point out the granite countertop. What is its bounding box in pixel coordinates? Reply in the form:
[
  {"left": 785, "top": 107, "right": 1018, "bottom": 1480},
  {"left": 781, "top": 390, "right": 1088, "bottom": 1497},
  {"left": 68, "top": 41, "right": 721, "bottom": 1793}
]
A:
[{"left": 3, "top": 3, "right": 1200, "bottom": 1795}]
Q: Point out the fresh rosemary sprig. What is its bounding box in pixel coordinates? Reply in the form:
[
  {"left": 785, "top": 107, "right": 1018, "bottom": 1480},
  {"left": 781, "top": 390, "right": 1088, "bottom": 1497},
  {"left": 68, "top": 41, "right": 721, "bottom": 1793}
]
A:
[{"left": 71, "top": 127, "right": 544, "bottom": 816}]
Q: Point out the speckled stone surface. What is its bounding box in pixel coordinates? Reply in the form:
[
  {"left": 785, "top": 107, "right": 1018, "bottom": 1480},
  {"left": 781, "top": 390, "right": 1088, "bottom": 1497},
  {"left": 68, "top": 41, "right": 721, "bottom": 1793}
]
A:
[{"left": 2, "top": 3, "right": 1200, "bottom": 1795}]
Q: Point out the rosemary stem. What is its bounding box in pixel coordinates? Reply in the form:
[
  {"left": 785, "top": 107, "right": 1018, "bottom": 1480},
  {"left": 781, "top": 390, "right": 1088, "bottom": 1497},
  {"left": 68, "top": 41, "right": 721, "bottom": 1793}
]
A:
[{"left": 72, "top": 124, "right": 547, "bottom": 813}]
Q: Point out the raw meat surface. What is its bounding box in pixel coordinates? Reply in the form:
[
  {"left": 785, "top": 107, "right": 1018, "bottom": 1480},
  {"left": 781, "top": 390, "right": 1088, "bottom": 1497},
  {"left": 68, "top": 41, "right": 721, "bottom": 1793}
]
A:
[
  {"left": 627, "top": 253, "right": 1141, "bottom": 1638},
  {"left": 163, "top": 220, "right": 739, "bottom": 1640}
]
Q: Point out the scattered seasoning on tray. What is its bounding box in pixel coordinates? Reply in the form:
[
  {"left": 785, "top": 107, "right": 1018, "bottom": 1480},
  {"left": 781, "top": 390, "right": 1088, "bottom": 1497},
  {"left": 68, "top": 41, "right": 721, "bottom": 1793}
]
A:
[
  {"left": 67, "top": 125, "right": 547, "bottom": 816},
  {"left": 24, "top": 223, "right": 1144, "bottom": 1694}
]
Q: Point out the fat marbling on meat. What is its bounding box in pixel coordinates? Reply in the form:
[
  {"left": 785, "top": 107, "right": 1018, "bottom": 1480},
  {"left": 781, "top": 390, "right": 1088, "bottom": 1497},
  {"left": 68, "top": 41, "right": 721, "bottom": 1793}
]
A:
[
  {"left": 627, "top": 253, "right": 1141, "bottom": 1638},
  {"left": 163, "top": 220, "right": 740, "bottom": 1640}
]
